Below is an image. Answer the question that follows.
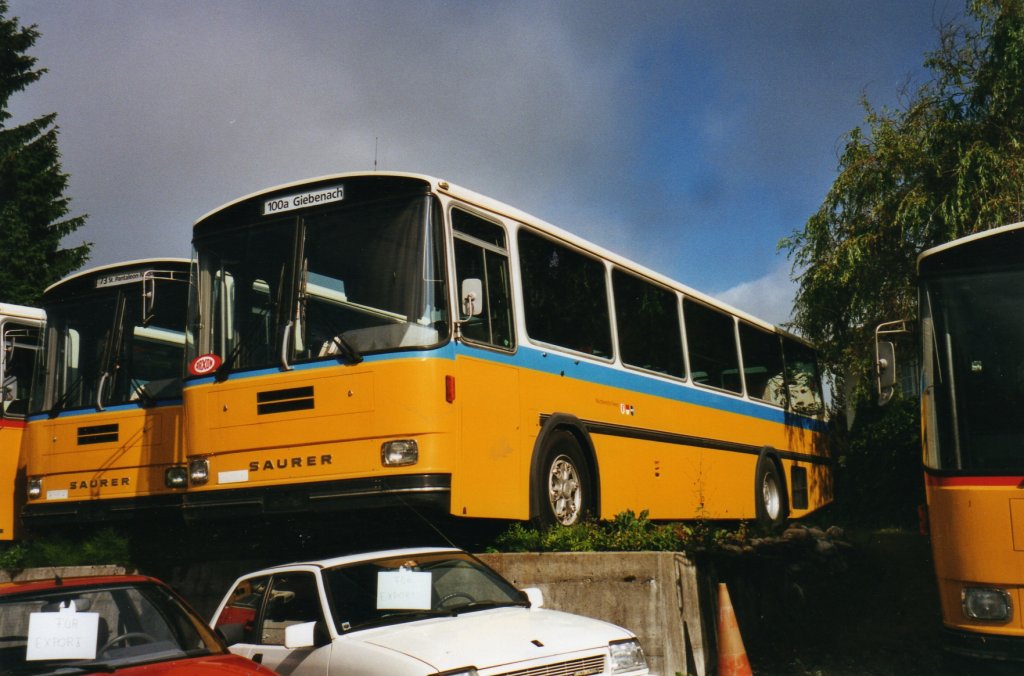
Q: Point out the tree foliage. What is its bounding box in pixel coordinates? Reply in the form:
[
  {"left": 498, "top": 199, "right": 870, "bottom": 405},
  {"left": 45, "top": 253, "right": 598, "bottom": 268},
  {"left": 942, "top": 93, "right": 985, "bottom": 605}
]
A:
[
  {"left": 0, "top": 0, "right": 89, "bottom": 305},
  {"left": 781, "top": 0, "right": 1024, "bottom": 404}
]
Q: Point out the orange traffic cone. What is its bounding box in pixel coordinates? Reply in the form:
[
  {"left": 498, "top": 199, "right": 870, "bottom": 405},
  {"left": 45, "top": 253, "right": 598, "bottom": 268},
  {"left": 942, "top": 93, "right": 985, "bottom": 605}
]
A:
[{"left": 716, "top": 582, "right": 753, "bottom": 676}]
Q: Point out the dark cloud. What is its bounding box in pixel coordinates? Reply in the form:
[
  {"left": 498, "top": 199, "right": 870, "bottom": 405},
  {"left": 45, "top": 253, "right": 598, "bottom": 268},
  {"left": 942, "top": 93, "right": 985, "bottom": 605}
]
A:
[{"left": 6, "top": 0, "right": 956, "bottom": 323}]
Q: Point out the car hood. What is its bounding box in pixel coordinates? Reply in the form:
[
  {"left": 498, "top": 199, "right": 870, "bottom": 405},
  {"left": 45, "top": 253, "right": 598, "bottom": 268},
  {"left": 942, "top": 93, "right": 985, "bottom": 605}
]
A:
[{"left": 353, "top": 606, "right": 629, "bottom": 670}]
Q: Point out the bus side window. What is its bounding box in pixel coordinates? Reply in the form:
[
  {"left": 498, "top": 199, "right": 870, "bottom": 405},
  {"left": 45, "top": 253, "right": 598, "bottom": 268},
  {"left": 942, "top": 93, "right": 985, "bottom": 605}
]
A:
[
  {"left": 518, "top": 230, "right": 611, "bottom": 358},
  {"left": 782, "top": 337, "right": 825, "bottom": 416},
  {"left": 739, "top": 322, "right": 787, "bottom": 407},
  {"left": 683, "top": 299, "right": 742, "bottom": 394},
  {"left": 612, "top": 269, "right": 684, "bottom": 378},
  {"left": 452, "top": 210, "right": 515, "bottom": 351}
]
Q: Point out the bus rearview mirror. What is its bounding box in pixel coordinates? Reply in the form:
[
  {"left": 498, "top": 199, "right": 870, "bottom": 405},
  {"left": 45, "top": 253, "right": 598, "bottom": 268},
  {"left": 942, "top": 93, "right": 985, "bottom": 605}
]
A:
[
  {"left": 877, "top": 340, "right": 896, "bottom": 406},
  {"left": 461, "top": 278, "right": 483, "bottom": 317}
]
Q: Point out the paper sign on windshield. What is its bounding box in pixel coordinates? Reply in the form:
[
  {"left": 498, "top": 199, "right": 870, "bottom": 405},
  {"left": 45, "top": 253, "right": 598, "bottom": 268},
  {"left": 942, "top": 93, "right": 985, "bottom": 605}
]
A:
[
  {"left": 376, "top": 570, "right": 431, "bottom": 610},
  {"left": 26, "top": 601, "right": 100, "bottom": 661}
]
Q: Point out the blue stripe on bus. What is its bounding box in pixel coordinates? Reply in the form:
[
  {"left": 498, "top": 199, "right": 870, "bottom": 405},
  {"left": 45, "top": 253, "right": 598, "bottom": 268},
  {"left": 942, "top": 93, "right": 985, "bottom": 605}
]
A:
[
  {"left": 180, "top": 342, "right": 828, "bottom": 434},
  {"left": 27, "top": 398, "right": 183, "bottom": 423}
]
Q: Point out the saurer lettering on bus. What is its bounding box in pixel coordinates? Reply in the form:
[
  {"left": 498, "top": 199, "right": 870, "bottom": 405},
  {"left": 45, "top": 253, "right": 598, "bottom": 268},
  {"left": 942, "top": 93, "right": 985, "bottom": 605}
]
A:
[
  {"left": 249, "top": 455, "right": 333, "bottom": 472},
  {"left": 69, "top": 477, "right": 129, "bottom": 490}
]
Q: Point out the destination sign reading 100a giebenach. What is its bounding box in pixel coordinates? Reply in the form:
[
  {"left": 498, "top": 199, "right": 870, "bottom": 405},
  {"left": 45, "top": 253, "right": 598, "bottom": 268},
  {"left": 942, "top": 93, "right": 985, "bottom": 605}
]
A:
[{"left": 263, "top": 185, "right": 345, "bottom": 215}]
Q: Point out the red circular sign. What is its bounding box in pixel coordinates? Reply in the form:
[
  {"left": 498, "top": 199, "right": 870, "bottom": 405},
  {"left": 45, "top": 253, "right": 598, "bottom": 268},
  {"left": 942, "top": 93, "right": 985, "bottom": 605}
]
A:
[{"left": 189, "top": 353, "right": 223, "bottom": 376}]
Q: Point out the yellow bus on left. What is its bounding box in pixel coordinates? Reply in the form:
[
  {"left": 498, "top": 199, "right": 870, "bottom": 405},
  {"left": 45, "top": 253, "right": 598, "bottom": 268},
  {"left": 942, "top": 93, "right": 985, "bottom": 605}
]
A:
[
  {"left": 0, "top": 304, "right": 44, "bottom": 541},
  {"left": 21, "top": 259, "right": 190, "bottom": 529}
]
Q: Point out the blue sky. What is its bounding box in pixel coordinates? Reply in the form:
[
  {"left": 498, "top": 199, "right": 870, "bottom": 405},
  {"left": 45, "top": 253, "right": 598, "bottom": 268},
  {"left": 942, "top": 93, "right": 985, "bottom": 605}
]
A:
[{"left": 7, "top": 0, "right": 962, "bottom": 325}]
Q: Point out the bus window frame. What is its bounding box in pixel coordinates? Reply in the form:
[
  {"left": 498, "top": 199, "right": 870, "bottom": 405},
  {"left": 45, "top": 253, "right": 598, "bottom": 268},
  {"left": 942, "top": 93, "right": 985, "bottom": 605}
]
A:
[
  {"left": 516, "top": 228, "right": 615, "bottom": 364},
  {"left": 449, "top": 204, "right": 517, "bottom": 355}
]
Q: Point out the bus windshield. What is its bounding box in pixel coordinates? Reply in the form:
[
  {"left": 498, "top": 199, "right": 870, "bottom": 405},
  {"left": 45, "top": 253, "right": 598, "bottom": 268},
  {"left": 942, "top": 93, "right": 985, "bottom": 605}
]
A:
[
  {"left": 189, "top": 194, "right": 448, "bottom": 375},
  {"left": 923, "top": 267, "right": 1024, "bottom": 471},
  {"left": 30, "top": 271, "right": 188, "bottom": 415}
]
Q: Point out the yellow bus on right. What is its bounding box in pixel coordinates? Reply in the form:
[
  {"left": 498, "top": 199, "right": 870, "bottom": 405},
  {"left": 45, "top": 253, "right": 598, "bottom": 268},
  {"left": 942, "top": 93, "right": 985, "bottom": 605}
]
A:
[{"left": 881, "top": 222, "right": 1024, "bottom": 659}]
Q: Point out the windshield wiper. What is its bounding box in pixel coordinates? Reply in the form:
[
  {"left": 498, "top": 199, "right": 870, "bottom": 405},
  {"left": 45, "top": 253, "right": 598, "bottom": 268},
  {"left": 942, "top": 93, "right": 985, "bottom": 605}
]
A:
[
  {"left": 326, "top": 333, "right": 363, "bottom": 365},
  {"left": 48, "top": 370, "right": 86, "bottom": 417},
  {"left": 344, "top": 609, "right": 454, "bottom": 632},
  {"left": 449, "top": 600, "right": 525, "bottom": 615},
  {"left": 215, "top": 306, "right": 272, "bottom": 382}
]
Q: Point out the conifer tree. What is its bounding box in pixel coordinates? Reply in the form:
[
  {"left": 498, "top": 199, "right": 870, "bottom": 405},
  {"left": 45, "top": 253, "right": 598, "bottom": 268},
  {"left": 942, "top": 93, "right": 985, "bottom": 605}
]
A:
[{"left": 0, "top": 0, "right": 89, "bottom": 305}]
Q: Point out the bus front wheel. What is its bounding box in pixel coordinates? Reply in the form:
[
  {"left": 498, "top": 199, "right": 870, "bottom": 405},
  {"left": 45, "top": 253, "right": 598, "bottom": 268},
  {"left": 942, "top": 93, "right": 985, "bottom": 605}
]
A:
[
  {"left": 535, "top": 430, "right": 593, "bottom": 528},
  {"left": 755, "top": 456, "right": 788, "bottom": 531}
]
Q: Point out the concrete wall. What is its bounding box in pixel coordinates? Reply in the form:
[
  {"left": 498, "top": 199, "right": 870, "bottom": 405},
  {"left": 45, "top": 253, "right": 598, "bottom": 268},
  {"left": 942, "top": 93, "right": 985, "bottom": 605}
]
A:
[{"left": 479, "top": 552, "right": 712, "bottom": 676}]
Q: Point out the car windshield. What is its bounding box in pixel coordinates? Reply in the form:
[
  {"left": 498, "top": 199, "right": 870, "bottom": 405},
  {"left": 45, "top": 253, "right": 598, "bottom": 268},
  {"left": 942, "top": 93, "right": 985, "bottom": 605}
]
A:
[
  {"left": 0, "top": 580, "right": 226, "bottom": 675},
  {"left": 322, "top": 552, "right": 527, "bottom": 632}
]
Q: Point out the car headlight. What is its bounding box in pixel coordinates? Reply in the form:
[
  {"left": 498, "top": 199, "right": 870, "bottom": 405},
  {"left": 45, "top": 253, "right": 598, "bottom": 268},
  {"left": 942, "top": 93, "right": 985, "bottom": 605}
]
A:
[
  {"left": 609, "top": 638, "right": 647, "bottom": 674},
  {"left": 962, "top": 586, "right": 1013, "bottom": 621},
  {"left": 27, "top": 477, "right": 42, "bottom": 500},
  {"left": 189, "top": 458, "right": 210, "bottom": 486}
]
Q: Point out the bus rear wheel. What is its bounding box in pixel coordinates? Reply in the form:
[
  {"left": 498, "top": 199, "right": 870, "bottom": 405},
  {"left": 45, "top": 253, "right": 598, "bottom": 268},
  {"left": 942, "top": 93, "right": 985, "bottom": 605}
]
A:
[
  {"left": 535, "top": 430, "right": 593, "bottom": 528},
  {"left": 755, "top": 456, "right": 788, "bottom": 531}
]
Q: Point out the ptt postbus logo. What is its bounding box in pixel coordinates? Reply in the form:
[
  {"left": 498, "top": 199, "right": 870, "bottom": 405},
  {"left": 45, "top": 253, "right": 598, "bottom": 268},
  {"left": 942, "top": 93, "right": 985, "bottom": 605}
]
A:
[
  {"left": 189, "top": 353, "right": 222, "bottom": 376},
  {"left": 620, "top": 403, "right": 635, "bottom": 416}
]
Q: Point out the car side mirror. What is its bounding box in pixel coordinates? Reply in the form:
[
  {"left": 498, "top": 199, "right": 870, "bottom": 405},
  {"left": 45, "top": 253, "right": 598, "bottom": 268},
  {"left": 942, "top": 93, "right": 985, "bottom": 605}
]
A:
[
  {"left": 522, "top": 587, "right": 544, "bottom": 608},
  {"left": 284, "top": 620, "right": 317, "bottom": 649}
]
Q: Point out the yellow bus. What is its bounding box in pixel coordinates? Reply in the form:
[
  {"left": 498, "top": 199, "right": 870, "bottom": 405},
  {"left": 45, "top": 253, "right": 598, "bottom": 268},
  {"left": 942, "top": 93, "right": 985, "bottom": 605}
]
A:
[
  {"left": 882, "top": 222, "right": 1024, "bottom": 659},
  {"left": 22, "top": 259, "right": 190, "bottom": 526},
  {"left": 183, "top": 172, "right": 831, "bottom": 528},
  {"left": 0, "top": 304, "right": 44, "bottom": 541}
]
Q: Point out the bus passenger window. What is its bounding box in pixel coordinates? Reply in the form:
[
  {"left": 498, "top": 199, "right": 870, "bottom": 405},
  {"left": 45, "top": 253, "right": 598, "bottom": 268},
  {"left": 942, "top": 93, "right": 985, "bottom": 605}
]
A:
[
  {"left": 683, "top": 299, "right": 741, "bottom": 394},
  {"left": 452, "top": 210, "right": 514, "bottom": 351},
  {"left": 612, "top": 269, "right": 684, "bottom": 377},
  {"left": 519, "top": 230, "right": 611, "bottom": 358},
  {"left": 782, "top": 337, "right": 824, "bottom": 416},
  {"left": 739, "top": 323, "right": 786, "bottom": 406}
]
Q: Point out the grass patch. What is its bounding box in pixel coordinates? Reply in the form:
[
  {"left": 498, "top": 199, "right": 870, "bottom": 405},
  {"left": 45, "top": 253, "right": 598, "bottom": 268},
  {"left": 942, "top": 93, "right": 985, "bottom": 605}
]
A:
[{"left": 487, "top": 510, "right": 754, "bottom": 553}]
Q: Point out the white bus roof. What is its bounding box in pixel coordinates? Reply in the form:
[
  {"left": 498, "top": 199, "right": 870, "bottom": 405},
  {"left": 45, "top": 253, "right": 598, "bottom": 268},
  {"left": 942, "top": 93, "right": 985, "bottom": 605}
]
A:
[
  {"left": 917, "top": 221, "right": 1024, "bottom": 270},
  {"left": 195, "top": 171, "right": 802, "bottom": 340},
  {"left": 43, "top": 257, "right": 191, "bottom": 295},
  {"left": 0, "top": 304, "right": 44, "bottom": 323}
]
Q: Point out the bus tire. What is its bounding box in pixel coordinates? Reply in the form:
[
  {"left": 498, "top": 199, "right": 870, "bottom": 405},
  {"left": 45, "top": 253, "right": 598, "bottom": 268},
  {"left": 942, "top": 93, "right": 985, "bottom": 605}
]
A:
[
  {"left": 755, "top": 454, "right": 788, "bottom": 531},
  {"left": 534, "top": 430, "right": 593, "bottom": 529}
]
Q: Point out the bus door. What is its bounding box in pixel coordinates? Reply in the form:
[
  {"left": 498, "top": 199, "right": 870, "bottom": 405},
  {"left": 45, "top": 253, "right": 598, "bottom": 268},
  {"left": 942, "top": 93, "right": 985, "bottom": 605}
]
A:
[
  {"left": 450, "top": 208, "right": 522, "bottom": 519},
  {"left": 0, "top": 312, "right": 42, "bottom": 540}
]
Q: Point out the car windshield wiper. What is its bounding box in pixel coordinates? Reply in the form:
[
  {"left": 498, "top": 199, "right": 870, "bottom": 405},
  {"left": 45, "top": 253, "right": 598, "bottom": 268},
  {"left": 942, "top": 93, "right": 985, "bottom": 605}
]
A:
[
  {"left": 10, "top": 660, "right": 118, "bottom": 675},
  {"left": 449, "top": 600, "right": 526, "bottom": 615},
  {"left": 344, "top": 609, "right": 454, "bottom": 632}
]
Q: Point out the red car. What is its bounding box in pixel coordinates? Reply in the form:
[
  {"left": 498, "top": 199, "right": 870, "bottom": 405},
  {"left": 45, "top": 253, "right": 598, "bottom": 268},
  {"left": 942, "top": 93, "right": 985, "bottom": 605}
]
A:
[{"left": 0, "top": 574, "right": 276, "bottom": 675}]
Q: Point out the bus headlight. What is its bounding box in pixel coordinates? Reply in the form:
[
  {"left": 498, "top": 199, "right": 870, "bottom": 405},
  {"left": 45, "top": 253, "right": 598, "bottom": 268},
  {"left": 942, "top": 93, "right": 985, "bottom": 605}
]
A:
[
  {"left": 962, "top": 586, "right": 1013, "bottom": 621},
  {"left": 381, "top": 440, "right": 418, "bottom": 466},
  {"left": 189, "top": 459, "right": 210, "bottom": 486},
  {"left": 609, "top": 638, "right": 648, "bottom": 674},
  {"left": 165, "top": 466, "right": 188, "bottom": 488},
  {"left": 27, "top": 478, "right": 42, "bottom": 500}
]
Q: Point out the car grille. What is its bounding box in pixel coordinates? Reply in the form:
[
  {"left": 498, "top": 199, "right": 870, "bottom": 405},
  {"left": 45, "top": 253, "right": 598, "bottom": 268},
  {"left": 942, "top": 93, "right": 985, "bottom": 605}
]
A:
[{"left": 497, "top": 655, "right": 606, "bottom": 676}]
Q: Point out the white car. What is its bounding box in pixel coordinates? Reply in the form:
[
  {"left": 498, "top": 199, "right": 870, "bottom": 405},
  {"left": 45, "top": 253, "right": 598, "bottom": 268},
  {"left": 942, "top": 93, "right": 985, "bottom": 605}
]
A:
[{"left": 210, "top": 547, "right": 651, "bottom": 676}]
